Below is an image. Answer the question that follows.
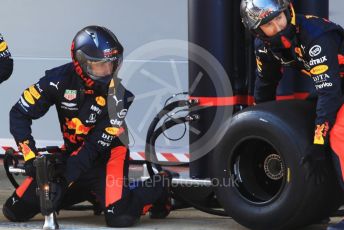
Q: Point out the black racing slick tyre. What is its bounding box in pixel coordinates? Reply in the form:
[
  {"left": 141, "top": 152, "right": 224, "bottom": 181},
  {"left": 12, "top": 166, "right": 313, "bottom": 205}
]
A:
[{"left": 212, "top": 100, "right": 342, "bottom": 230}]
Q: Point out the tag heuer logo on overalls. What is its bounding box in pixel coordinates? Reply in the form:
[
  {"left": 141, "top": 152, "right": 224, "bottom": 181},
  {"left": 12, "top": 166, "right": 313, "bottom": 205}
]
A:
[{"left": 64, "top": 90, "right": 77, "bottom": 101}]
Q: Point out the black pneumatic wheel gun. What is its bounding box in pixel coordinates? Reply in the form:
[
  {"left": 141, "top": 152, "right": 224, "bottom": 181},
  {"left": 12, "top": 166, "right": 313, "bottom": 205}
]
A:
[{"left": 4, "top": 146, "right": 62, "bottom": 230}]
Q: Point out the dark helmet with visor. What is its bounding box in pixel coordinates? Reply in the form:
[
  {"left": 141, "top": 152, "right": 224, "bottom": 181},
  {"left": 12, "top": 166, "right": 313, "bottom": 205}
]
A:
[
  {"left": 71, "top": 25, "right": 123, "bottom": 87},
  {"left": 240, "top": 0, "right": 296, "bottom": 49}
]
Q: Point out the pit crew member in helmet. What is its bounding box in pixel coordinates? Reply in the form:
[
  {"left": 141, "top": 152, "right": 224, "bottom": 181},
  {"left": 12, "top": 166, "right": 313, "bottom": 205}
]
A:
[
  {"left": 3, "top": 25, "right": 171, "bottom": 227},
  {"left": 241, "top": 1, "right": 344, "bottom": 229}
]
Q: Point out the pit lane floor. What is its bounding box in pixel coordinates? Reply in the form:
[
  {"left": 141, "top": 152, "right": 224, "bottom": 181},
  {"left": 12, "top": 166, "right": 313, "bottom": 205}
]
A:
[{"left": 0, "top": 164, "right": 340, "bottom": 230}]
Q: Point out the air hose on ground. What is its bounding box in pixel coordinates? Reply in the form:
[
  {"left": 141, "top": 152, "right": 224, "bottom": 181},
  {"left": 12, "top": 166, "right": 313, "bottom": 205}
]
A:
[
  {"left": 144, "top": 98, "right": 229, "bottom": 217},
  {"left": 145, "top": 99, "right": 194, "bottom": 175}
]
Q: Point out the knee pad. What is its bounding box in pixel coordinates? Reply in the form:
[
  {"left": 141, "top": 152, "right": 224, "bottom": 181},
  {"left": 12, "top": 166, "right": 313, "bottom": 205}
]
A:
[
  {"left": 105, "top": 195, "right": 142, "bottom": 227},
  {"left": 105, "top": 214, "right": 139, "bottom": 227},
  {"left": 2, "top": 193, "right": 40, "bottom": 222}
]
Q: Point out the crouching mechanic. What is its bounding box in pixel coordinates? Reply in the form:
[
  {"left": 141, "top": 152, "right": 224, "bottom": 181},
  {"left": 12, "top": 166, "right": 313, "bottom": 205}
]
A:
[
  {"left": 0, "top": 33, "right": 13, "bottom": 83},
  {"left": 240, "top": 1, "right": 344, "bottom": 229},
  {"left": 2, "top": 26, "right": 171, "bottom": 227}
]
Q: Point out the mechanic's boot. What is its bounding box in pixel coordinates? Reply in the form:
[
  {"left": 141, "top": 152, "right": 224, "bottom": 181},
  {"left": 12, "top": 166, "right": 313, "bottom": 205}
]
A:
[
  {"left": 149, "top": 170, "right": 173, "bottom": 219},
  {"left": 327, "top": 219, "right": 344, "bottom": 230}
]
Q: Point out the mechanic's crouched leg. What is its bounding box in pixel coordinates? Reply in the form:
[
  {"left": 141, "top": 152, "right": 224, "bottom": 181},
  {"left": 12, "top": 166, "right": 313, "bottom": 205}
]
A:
[
  {"left": 2, "top": 177, "right": 40, "bottom": 222},
  {"left": 103, "top": 146, "right": 141, "bottom": 227},
  {"left": 104, "top": 172, "right": 172, "bottom": 227},
  {"left": 104, "top": 194, "right": 141, "bottom": 227},
  {"left": 103, "top": 146, "right": 172, "bottom": 227}
]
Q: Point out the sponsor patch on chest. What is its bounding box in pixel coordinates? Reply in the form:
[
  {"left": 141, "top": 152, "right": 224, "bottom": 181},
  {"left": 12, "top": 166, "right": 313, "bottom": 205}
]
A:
[{"left": 64, "top": 89, "right": 77, "bottom": 101}]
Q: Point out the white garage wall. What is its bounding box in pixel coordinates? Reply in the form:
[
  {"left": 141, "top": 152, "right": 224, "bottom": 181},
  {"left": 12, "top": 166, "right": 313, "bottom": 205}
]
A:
[
  {"left": 0, "top": 0, "right": 343, "bottom": 152},
  {"left": 0, "top": 0, "right": 188, "bottom": 152}
]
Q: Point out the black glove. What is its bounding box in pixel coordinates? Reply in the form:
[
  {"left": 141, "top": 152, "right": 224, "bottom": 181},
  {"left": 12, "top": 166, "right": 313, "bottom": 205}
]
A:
[
  {"left": 300, "top": 144, "right": 328, "bottom": 185},
  {"left": 24, "top": 158, "right": 36, "bottom": 178}
]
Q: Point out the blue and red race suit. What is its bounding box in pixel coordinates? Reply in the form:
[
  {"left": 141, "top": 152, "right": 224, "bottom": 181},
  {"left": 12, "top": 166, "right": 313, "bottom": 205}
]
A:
[
  {"left": 254, "top": 14, "right": 344, "bottom": 185},
  {"left": 6, "top": 62, "right": 166, "bottom": 224},
  {"left": 10, "top": 62, "right": 134, "bottom": 183}
]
